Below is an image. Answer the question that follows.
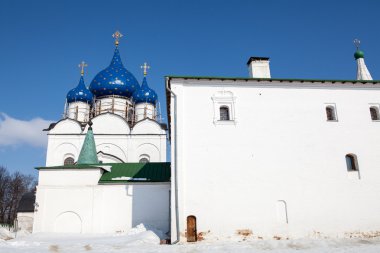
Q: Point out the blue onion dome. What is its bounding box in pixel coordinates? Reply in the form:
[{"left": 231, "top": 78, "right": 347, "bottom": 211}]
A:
[
  {"left": 89, "top": 47, "right": 139, "bottom": 97},
  {"left": 66, "top": 76, "right": 93, "bottom": 104},
  {"left": 133, "top": 77, "right": 158, "bottom": 104}
]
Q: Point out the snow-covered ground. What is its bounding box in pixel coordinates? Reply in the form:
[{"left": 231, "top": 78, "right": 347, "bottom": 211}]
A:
[{"left": 2, "top": 225, "right": 380, "bottom": 253}]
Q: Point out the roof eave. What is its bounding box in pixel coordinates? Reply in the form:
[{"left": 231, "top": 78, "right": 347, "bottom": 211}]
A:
[{"left": 165, "top": 75, "right": 380, "bottom": 84}]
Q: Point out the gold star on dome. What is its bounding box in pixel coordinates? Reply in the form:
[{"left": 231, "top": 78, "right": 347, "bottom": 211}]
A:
[{"left": 112, "top": 30, "right": 123, "bottom": 46}]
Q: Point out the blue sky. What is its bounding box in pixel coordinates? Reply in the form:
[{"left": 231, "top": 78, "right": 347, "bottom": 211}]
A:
[{"left": 0, "top": 0, "right": 379, "bottom": 177}]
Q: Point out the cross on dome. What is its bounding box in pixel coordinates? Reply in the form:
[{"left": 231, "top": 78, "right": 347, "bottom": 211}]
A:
[
  {"left": 141, "top": 62, "right": 150, "bottom": 77},
  {"left": 354, "top": 39, "right": 361, "bottom": 50},
  {"left": 78, "top": 61, "right": 88, "bottom": 76},
  {"left": 112, "top": 31, "right": 123, "bottom": 46}
]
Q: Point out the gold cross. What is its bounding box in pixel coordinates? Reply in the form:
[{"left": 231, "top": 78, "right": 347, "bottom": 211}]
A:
[
  {"left": 141, "top": 62, "right": 150, "bottom": 77},
  {"left": 78, "top": 61, "right": 88, "bottom": 76},
  {"left": 112, "top": 30, "right": 123, "bottom": 46}
]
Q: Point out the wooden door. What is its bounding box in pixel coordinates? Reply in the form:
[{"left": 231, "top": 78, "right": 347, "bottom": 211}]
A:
[{"left": 187, "top": 215, "right": 197, "bottom": 242}]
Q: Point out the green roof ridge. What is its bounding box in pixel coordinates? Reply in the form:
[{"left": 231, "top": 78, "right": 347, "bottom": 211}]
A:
[
  {"left": 165, "top": 75, "right": 380, "bottom": 83},
  {"left": 77, "top": 122, "right": 99, "bottom": 164}
]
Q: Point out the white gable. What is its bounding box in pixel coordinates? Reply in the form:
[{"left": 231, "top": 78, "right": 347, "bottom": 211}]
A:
[
  {"left": 89, "top": 113, "right": 130, "bottom": 134},
  {"left": 131, "top": 119, "right": 165, "bottom": 135},
  {"left": 49, "top": 119, "right": 82, "bottom": 134}
]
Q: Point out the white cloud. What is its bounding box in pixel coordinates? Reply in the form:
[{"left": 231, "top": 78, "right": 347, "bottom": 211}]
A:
[{"left": 0, "top": 113, "right": 53, "bottom": 148}]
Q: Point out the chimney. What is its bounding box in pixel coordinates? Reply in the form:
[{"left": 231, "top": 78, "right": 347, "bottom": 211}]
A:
[{"left": 247, "top": 57, "right": 271, "bottom": 78}]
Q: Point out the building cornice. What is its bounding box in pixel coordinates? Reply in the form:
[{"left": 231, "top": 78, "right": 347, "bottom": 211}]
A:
[{"left": 166, "top": 75, "right": 380, "bottom": 85}]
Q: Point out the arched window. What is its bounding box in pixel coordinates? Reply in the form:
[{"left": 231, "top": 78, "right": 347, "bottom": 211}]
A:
[
  {"left": 370, "top": 107, "right": 379, "bottom": 120},
  {"left": 345, "top": 154, "right": 358, "bottom": 171},
  {"left": 219, "top": 106, "right": 230, "bottom": 121},
  {"left": 64, "top": 157, "right": 75, "bottom": 166},
  {"left": 139, "top": 158, "right": 149, "bottom": 163},
  {"left": 139, "top": 154, "right": 150, "bottom": 163},
  {"left": 326, "top": 106, "right": 336, "bottom": 121}
]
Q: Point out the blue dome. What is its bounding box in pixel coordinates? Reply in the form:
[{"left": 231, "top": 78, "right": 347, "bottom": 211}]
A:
[
  {"left": 66, "top": 76, "right": 93, "bottom": 104},
  {"left": 89, "top": 47, "right": 139, "bottom": 97},
  {"left": 133, "top": 77, "right": 158, "bottom": 104}
]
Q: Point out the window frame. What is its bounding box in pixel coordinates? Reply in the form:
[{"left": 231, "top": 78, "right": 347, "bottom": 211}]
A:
[
  {"left": 324, "top": 103, "right": 338, "bottom": 122},
  {"left": 212, "top": 91, "right": 236, "bottom": 125},
  {"left": 63, "top": 157, "right": 75, "bottom": 166},
  {"left": 345, "top": 154, "right": 359, "bottom": 172},
  {"left": 369, "top": 104, "right": 380, "bottom": 121},
  {"left": 219, "top": 106, "right": 230, "bottom": 121}
]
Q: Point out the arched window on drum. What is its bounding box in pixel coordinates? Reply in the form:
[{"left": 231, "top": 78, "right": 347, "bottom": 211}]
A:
[{"left": 64, "top": 157, "right": 75, "bottom": 166}]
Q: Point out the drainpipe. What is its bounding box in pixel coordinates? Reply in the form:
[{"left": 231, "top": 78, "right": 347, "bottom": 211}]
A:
[{"left": 166, "top": 77, "right": 180, "bottom": 244}]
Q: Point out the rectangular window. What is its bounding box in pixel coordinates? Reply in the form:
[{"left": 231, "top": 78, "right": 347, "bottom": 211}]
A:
[{"left": 219, "top": 106, "right": 230, "bottom": 121}]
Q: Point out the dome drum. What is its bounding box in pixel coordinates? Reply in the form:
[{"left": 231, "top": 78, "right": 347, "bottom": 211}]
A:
[
  {"left": 94, "top": 96, "right": 134, "bottom": 120},
  {"left": 95, "top": 94, "right": 132, "bottom": 100},
  {"left": 135, "top": 103, "right": 156, "bottom": 121},
  {"left": 66, "top": 101, "right": 91, "bottom": 122}
]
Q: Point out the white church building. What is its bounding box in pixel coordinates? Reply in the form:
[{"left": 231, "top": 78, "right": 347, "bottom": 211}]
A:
[
  {"left": 33, "top": 31, "right": 170, "bottom": 235},
  {"left": 31, "top": 33, "right": 380, "bottom": 243},
  {"left": 166, "top": 40, "right": 380, "bottom": 242}
]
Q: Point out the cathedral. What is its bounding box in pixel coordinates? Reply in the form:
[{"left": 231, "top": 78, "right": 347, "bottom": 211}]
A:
[
  {"left": 31, "top": 32, "right": 380, "bottom": 243},
  {"left": 32, "top": 31, "right": 170, "bottom": 235}
]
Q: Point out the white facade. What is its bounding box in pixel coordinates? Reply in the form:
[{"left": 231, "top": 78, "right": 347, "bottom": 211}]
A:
[
  {"left": 33, "top": 110, "right": 168, "bottom": 234},
  {"left": 45, "top": 113, "right": 166, "bottom": 166},
  {"left": 33, "top": 168, "right": 170, "bottom": 234},
  {"left": 33, "top": 33, "right": 169, "bottom": 235},
  {"left": 167, "top": 76, "right": 380, "bottom": 241}
]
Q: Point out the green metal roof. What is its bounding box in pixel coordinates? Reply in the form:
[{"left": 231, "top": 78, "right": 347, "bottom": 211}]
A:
[
  {"left": 35, "top": 162, "right": 171, "bottom": 183},
  {"left": 99, "top": 162, "right": 170, "bottom": 183},
  {"left": 77, "top": 126, "right": 99, "bottom": 164},
  {"left": 165, "top": 75, "right": 380, "bottom": 84}
]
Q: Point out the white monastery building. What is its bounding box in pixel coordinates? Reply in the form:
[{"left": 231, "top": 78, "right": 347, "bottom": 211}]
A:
[
  {"left": 30, "top": 34, "right": 380, "bottom": 243},
  {"left": 166, "top": 39, "right": 380, "bottom": 242}
]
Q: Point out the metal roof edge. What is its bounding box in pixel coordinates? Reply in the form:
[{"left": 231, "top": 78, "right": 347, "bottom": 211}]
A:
[
  {"left": 35, "top": 165, "right": 101, "bottom": 170},
  {"left": 98, "top": 180, "right": 170, "bottom": 184},
  {"left": 165, "top": 75, "right": 380, "bottom": 84},
  {"left": 35, "top": 162, "right": 171, "bottom": 170}
]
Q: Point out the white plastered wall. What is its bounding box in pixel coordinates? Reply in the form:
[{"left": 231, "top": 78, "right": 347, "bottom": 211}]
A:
[
  {"left": 33, "top": 169, "right": 170, "bottom": 234},
  {"left": 170, "top": 78, "right": 380, "bottom": 241},
  {"left": 16, "top": 212, "right": 34, "bottom": 232}
]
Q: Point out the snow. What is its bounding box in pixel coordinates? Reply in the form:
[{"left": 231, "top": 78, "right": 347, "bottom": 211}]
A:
[{"left": 1, "top": 225, "right": 380, "bottom": 253}]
